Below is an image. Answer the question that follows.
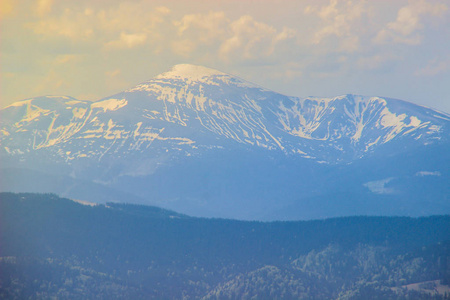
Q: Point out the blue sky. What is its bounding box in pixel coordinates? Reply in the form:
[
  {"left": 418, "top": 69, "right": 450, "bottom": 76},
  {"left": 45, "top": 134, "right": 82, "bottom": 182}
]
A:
[{"left": 2, "top": 0, "right": 450, "bottom": 112}]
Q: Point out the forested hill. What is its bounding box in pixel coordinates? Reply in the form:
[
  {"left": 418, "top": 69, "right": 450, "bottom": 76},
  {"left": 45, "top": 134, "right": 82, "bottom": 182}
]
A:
[{"left": 1, "top": 192, "right": 450, "bottom": 299}]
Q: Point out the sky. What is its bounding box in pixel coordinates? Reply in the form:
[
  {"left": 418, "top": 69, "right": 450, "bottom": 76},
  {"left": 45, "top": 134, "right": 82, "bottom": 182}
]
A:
[{"left": 1, "top": 0, "right": 450, "bottom": 113}]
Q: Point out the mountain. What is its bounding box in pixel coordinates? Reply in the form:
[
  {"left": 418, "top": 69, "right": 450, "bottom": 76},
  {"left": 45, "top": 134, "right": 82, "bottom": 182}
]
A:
[
  {"left": 1, "top": 193, "right": 450, "bottom": 299},
  {"left": 1, "top": 64, "right": 449, "bottom": 220}
]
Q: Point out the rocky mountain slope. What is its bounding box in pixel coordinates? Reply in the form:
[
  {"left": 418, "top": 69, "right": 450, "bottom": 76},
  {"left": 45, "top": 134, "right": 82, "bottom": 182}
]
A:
[{"left": 1, "top": 64, "right": 449, "bottom": 219}]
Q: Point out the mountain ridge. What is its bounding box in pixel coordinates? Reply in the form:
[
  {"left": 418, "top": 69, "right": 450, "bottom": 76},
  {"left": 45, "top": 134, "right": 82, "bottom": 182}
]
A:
[
  {"left": 2, "top": 64, "right": 448, "bottom": 163},
  {"left": 1, "top": 64, "right": 449, "bottom": 220}
]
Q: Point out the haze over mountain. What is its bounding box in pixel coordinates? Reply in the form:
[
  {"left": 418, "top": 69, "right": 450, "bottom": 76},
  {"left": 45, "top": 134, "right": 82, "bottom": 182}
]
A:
[{"left": 1, "top": 64, "right": 449, "bottom": 220}]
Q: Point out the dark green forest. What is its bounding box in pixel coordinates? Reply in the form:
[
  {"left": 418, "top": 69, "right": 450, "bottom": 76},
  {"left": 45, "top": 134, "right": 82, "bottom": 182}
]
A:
[{"left": 1, "top": 192, "right": 449, "bottom": 299}]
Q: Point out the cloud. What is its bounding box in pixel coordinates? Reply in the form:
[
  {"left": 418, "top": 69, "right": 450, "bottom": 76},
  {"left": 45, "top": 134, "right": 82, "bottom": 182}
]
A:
[
  {"left": 24, "top": 1, "right": 298, "bottom": 64},
  {"left": 34, "top": 70, "right": 65, "bottom": 94},
  {"left": 171, "top": 11, "right": 228, "bottom": 56},
  {"left": 269, "top": 62, "right": 304, "bottom": 80},
  {"left": 96, "top": 4, "right": 170, "bottom": 35},
  {"left": 36, "top": 0, "right": 53, "bottom": 17},
  {"left": 220, "top": 15, "right": 276, "bottom": 60},
  {"left": 357, "top": 53, "right": 400, "bottom": 70},
  {"left": 373, "top": 0, "right": 447, "bottom": 45},
  {"left": 415, "top": 58, "right": 450, "bottom": 76},
  {"left": 19, "top": 2, "right": 299, "bottom": 101},
  {"left": 219, "top": 15, "right": 296, "bottom": 61},
  {"left": 171, "top": 39, "right": 196, "bottom": 57},
  {"left": 106, "top": 69, "right": 121, "bottom": 78},
  {"left": 29, "top": 3, "right": 171, "bottom": 47},
  {"left": 174, "top": 11, "right": 228, "bottom": 43},
  {"left": 104, "top": 32, "right": 147, "bottom": 49},
  {"left": 30, "top": 8, "right": 96, "bottom": 40},
  {"left": 173, "top": 12, "right": 296, "bottom": 62},
  {"left": 1, "top": 0, "right": 16, "bottom": 18},
  {"left": 105, "top": 68, "right": 128, "bottom": 92},
  {"left": 53, "top": 54, "right": 82, "bottom": 65},
  {"left": 305, "top": 0, "right": 367, "bottom": 52}
]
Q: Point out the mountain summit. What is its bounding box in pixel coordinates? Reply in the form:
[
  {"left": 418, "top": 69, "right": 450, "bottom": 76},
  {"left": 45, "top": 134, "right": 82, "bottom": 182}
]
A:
[
  {"left": 156, "top": 64, "right": 232, "bottom": 82},
  {"left": 1, "top": 65, "right": 449, "bottom": 219}
]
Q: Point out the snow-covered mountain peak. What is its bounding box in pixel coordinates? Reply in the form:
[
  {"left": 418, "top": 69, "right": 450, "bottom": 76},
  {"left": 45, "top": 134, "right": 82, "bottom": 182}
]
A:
[
  {"left": 156, "top": 64, "right": 227, "bottom": 82},
  {"left": 142, "top": 64, "right": 262, "bottom": 91},
  {"left": 124, "top": 64, "right": 266, "bottom": 103}
]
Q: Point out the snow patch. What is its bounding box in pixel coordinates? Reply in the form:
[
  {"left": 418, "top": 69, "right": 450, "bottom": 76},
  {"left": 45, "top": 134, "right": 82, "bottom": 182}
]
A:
[
  {"left": 415, "top": 171, "right": 441, "bottom": 177},
  {"left": 46, "top": 96, "right": 70, "bottom": 99},
  {"left": 72, "top": 107, "right": 87, "bottom": 119},
  {"left": 378, "top": 107, "right": 427, "bottom": 143},
  {"left": 364, "top": 177, "right": 395, "bottom": 194},
  {"left": 433, "top": 114, "right": 450, "bottom": 122},
  {"left": 66, "top": 100, "right": 83, "bottom": 105},
  {"left": 20, "top": 105, "right": 51, "bottom": 123},
  {"left": 379, "top": 108, "right": 407, "bottom": 128},
  {"left": 352, "top": 122, "right": 364, "bottom": 141},
  {"left": 409, "top": 116, "right": 421, "bottom": 127},
  {"left": 365, "top": 136, "right": 381, "bottom": 152},
  {"left": 72, "top": 199, "right": 98, "bottom": 207},
  {"left": 5, "top": 99, "right": 33, "bottom": 108},
  {"left": 104, "top": 119, "right": 123, "bottom": 139},
  {"left": 428, "top": 125, "right": 441, "bottom": 132},
  {"left": 91, "top": 98, "right": 127, "bottom": 112}
]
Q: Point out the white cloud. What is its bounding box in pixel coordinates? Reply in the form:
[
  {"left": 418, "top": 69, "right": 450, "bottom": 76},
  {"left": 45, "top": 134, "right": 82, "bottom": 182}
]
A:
[
  {"left": 305, "top": 0, "right": 367, "bottom": 52},
  {"left": 173, "top": 12, "right": 296, "bottom": 62},
  {"left": 171, "top": 11, "right": 229, "bottom": 56},
  {"left": 29, "top": 3, "right": 171, "bottom": 47},
  {"left": 219, "top": 15, "right": 296, "bottom": 61},
  {"left": 174, "top": 11, "right": 228, "bottom": 43},
  {"left": 30, "top": 8, "right": 96, "bottom": 39},
  {"left": 220, "top": 15, "right": 276, "bottom": 60},
  {"left": 96, "top": 4, "right": 170, "bottom": 34},
  {"left": 373, "top": 0, "right": 447, "bottom": 45}
]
